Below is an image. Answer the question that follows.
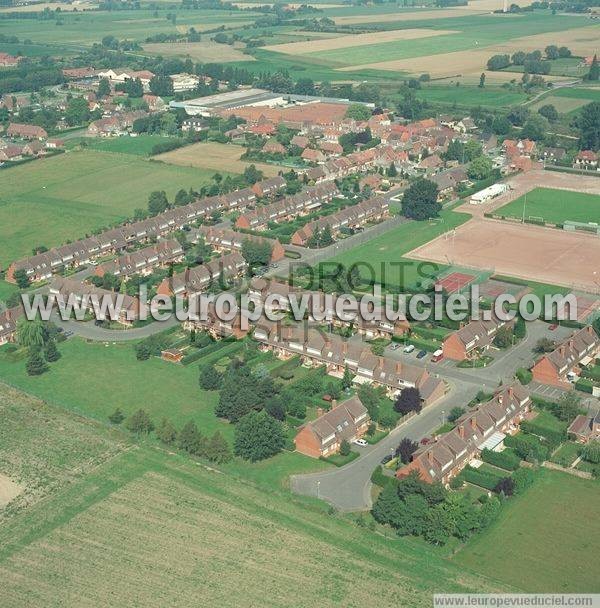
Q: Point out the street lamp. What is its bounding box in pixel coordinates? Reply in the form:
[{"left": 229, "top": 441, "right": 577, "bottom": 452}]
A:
[{"left": 316, "top": 480, "right": 321, "bottom": 499}]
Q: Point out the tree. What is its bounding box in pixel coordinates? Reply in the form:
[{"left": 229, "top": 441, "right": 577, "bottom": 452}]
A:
[
  {"left": 43, "top": 338, "right": 60, "bottom": 362},
  {"left": 97, "top": 77, "right": 110, "bottom": 98},
  {"left": 26, "top": 348, "right": 48, "bottom": 376},
  {"left": 243, "top": 164, "right": 263, "bottom": 185},
  {"left": 588, "top": 54, "right": 599, "bottom": 81},
  {"left": 342, "top": 364, "right": 353, "bottom": 390},
  {"left": 64, "top": 97, "right": 90, "bottom": 126},
  {"left": 386, "top": 162, "right": 398, "bottom": 177},
  {"left": 108, "top": 407, "right": 125, "bottom": 424},
  {"left": 156, "top": 417, "right": 178, "bottom": 445},
  {"left": 13, "top": 268, "right": 30, "bottom": 289},
  {"left": 125, "top": 409, "right": 154, "bottom": 434},
  {"left": 149, "top": 74, "right": 174, "bottom": 97},
  {"left": 494, "top": 477, "right": 514, "bottom": 496},
  {"left": 493, "top": 325, "right": 513, "bottom": 348},
  {"left": 467, "top": 155, "right": 493, "bottom": 181},
  {"left": 345, "top": 103, "right": 372, "bottom": 121},
  {"left": 339, "top": 439, "right": 351, "bottom": 456},
  {"left": 487, "top": 54, "right": 510, "bottom": 71},
  {"left": 423, "top": 503, "right": 455, "bottom": 545},
  {"left": 17, "top": 318, "right": 47, "bottom": 349},
  {"left": 514, "top": 315, "right": 526, "bottom": 340},
  {"left": 491, "top": 115, "right": 511, "bottom": 136},
  {"left": 206, "top": 431, "right": 232, "bottom": 463},
  {"left": 558, "top": 46, "right": 571, "bottom": 58},
  {"left": 448, "top": 406, "right": 466, "bottom": 423},
  {"left": 576, "top": 102, "right": 600, "bottom": 151},
  {"left": 174, "top": 188, "right": 191, "bottom": 207},
  {"left": 534, "top": 337, "right": 555, "bottom": 353},
  {"left": 401, "top": 178, "right": 440, "bottom": 221},
  {"left": 397, "top": 437, "right": 418, "bottom": 464},
  {"left": 479, "top": 72, "right": 486, "bottom": 88},
  {"left": 545, "top": 45, "right": 559, "bottom": 60},
  {"left": 555, "top": 391, "right": 581, "bottom": 423},
  {"left": 178, "top": 420, "right": 205, "bottom": 455},
  {"left": 234, "top": 410, "right": 286, "bottom": 462},
  {"left": 394, "top": 388, "right": 421, "bottom": 415},
  {"left": 294, "top": 78, "right": 315, "bottom": 95},
  {"left": 148, "top": 190, "right": 169, "bottom": 215},
  {"left": 511, "top": 51, "right": 526, "bottom": 65},
  {"left": 241, "top": 238, "right": 272, "bottom": 268},
  {"left": 538, "top": 104, "right": 558, "bottom": 122},
  {"left": 581, "top": 440, "right": 600, "bottom": 464},
  {"left": 522, "top": 114, "right": 549, "bottom": 141},
  {"left": 372, "top": 483, "right": 405, "bottom": 527},
  {"left": 199, "top": 364, "right": 223, "bottom": 390}
]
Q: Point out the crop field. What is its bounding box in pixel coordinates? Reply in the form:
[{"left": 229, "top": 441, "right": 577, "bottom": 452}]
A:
[
  {"left": 551, "top": 86, "right": 600, "bottom": 102},
  {"left": 495, "top": 188, "right": 600, "bottom": 225},
  {"left": 0, "top": 443, "right": 501, "bottom": 607},
  {"left": 0, "top": 382, "right": 126, "bottom": 516},
  {"left": 142, "top": 40, "right": 251, "bottom": 62},
  {"left": 155, "top": 141, "right": 284, "bottom": 177},
  {"left": 454, "top": 470, "right": 600, "bottom": 592},
  {"left": 530, "top": 95, "right": 591, "bottom": 114},
  {"left": 0, "top": 150, "right": 218, "bottom": 268},
  {"left": 414, "top": 85, "right": 527, "bottom": 108},
  {"left": 326, "top": 208, "right": 471, "bottom": 289}
]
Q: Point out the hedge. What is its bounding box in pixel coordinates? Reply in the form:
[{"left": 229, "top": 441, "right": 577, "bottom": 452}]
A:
[
  {"left": 481, "top": 448, "right": 521, "bottom": 471},
  {"left": 371, "top": 466, "right": 398, "bottom": 489},
  {"left": 520, "top": 419, "right": 566, "bottom": 448},
  {"left": 516, "top": 367, "right": 532, "bottom": 385},
  {"left": 183, "top": 337, "right": 240, "bottom": 366},
  {"left": 575, "top": 378, "right": 595, "bottom": 394},
  {"left": 460, "top": 466, "right": 504, "bottom": 491}
]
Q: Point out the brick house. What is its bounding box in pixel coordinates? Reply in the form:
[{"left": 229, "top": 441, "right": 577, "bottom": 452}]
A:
[
  {"left": 6, "top": 123, "right": 48, "bottom": 140},
  {"left": 567, "top": 412, "right": 600, "bottom": 443},
  {"left": 0, "top": 305, "right": 24, "bottom": 345},
  {"left": 397, "top": 384, "right": 531, "bottom": 485},
  {"left": 294, "top": 396, "right": 370, "bottom": 458},
  {"left": 531, "top": 326, "right": 600, "bottom": 388},
  {"left": 573, "top": 150, "right": 598, "bottom": 171},
  {"left": 251, "top": 176, "right": 286, "bottom": 198},
  {"left": 442, "top": 316, "right": 515, "bottom": 361}
]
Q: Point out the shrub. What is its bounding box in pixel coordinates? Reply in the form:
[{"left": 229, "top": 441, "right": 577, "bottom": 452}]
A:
[
  {"left": 481, "top": 448, "right": 521, "bottom": 471},
  {"left": 516, "top": 367, "right": 532, "bottom": 385},
  {"left": 512, "top": 467, "right": 537, "bottom": 494},
  {"left": 460, "top": 466, "right": 503, "bottom": 491},
  {"left": 505, "top": 434, "right": 548, "bottom": 462}
]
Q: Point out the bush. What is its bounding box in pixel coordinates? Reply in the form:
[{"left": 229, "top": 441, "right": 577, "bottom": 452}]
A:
[
  {"left": 481, "top": 448, "right": 521, "bottom": 471},
  {"left": 504, "top": 434, "right": 548, "bottom": 463},
  {"left": 520, "top": 419, "right": 566, "bottom": 448},
  {"left": 460, "top": 466, "right": 503, "bottom": 491},
  {"left": 371, "top": 465, "right": 397, "bottom": 489},
  {"left": 516, "top": 367, "right": 532, "bottom": 385},
  {"left": 511, "top": 467, "right": 537, "bottom": 494}
]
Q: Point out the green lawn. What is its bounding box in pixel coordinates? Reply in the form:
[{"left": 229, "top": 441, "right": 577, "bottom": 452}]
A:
[
  {"left": 0, "top": 279, "right": 19, "bottom": 304},
  {"left": 454, "top": 469, "right": 600, "bottom": 592},
  {"left": 552, "top": 86, "right": 600, "bottom": 102},
  {"left": 0, "top": 149, "right": 220, "bottom": 268},
  {"left": 415, "top": 86, "right": 527, "bottom": 108},
  {"left": 326, "top": 208, "right": 471, "bottom": 289},
  {"left": 495, "top": 188, "right": 600, "bottom": 225},
  {"left": 70, "top": 135, "right": 184, "bottom": 157}
]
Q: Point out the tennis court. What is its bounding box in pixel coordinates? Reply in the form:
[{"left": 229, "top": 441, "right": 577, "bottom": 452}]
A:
[
  {"left": 569, "top": 293, "right": 600, "bottom": 322},
  {"left": 435, "top": 271, "right": 477, "bottom": 294},
  {"left": 478, "top": 278, "right": 531, "bottom": 301}
]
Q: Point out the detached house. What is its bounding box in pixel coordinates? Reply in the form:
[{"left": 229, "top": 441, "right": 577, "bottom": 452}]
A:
[
  {"left": 568, "top": 411, "right": 600, "bottom": 443},
  {"left": 531, "top": 326, "right": 600, "bottom": 388},
  {"left": 397, "top": 384, "right": 531, "bottom": 485},
  {"left": 573, "top": 150, "right": 598, "bottom": 171},
  {"left": 294, "top": 396, "right": 370, "bottom": 458},
  {"left": 0, "top": 305, "right": 24, "bottom": 345}
]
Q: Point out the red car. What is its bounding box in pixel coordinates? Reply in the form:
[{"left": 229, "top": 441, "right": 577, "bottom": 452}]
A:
[{"left": 549, "top": 323, "right": 558, "bottom": 331}]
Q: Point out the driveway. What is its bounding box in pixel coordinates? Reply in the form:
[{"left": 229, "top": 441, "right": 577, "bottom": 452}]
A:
[{"left": 290, "top": 380, "right": 478, "bottom": 511}]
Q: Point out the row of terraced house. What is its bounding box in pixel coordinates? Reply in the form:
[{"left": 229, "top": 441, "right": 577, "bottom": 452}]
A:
[{"left": 253, "top": 320, "right": 447, "bottom": 406}]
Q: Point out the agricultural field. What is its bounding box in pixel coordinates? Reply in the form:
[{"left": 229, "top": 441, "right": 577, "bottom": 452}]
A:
[
  {"left": 0, "top": 149, "right": 219, "bottom": 268},
  {"left": 69, "top": 135, "right": 185, "bottom": 157},
  {"left": 142, "top": 40, "right": 251, "bottom": 62},
  {"left": 0, "top": 383, "right": 126, "bottom": 515},
  {"left": 155, "top": 141, "right": 284, "bottom": 177},
  {"left": 413, "top": 85, "right": 527, "bottom": 109},
  {"left": 454, "top": 470, "right": 600, "bottom": 592},
  {"left": 326, "top": 208, "right": 471, "bottom": 289},
  {"left": 495, "top": 188, "right": 600, "bottom": 225},
  {"left": 0, "top": 443, "right": 501, "bottom": 607}
]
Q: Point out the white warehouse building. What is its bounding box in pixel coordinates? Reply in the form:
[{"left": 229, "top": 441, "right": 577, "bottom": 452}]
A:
[{"left": 470, "top": 183, "right": 510, "bottom": 205}]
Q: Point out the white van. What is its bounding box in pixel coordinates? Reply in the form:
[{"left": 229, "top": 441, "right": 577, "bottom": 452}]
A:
[{"left": 403, "top": 344, "right": 415, "bottom": 354}]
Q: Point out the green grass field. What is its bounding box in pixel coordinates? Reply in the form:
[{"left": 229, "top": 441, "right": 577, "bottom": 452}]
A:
[
  {"left": 0, "top": 149, "right": 219, "bottom": 267},
  {"left": 415, "top": 86, "right": 527, "bottom": 108},
  {"left": 551, "top": 86, "right": 600, "bottom": 102},
  {"left": 495, "top": 188, "right": 600, "bottom": 225},
  {"left": 70, "top": 135, "right": 184, "bottom": 157},
  {"left": 454, "top": 469, "right": 600, "bottom": 592},
  {"left": 326, "top": 208, "right": 471, "bottom": 289},
  {"left": 0, "top": 380, "right": 499, "bottom": 605}
]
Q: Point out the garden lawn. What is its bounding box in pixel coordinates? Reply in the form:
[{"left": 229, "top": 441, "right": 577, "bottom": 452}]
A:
[
  {"left": 495, "top": 188, "right": 600, "bottom": 226},
  {"left": 0, "top": 280, "right": 19, "bottom": 304},
  {"left": 0, "top": 149, "right": 220, "bottom": 267},
  {"left": 326, "top": 209, "right": 471, "bottom": 289},
  {"left": 0, "top": 338, "right": 228, "bottom": 440},
  {"left": 454, "top": 469, "right": 600, "bottom": 592}
]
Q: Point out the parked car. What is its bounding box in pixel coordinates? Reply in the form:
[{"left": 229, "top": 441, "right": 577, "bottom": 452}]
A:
[
  {"left": 416, "top": 350, "right": 427, "bottom": 359},
  {"left": 431, "top": 349, "right": 444, "bottom": 363},
  {"left": 549, "top": 323, "right": 558, "bottom": 331},
  {"left": 390, "top": 343, "right": 400, "bottom": 351},
  {"left": 403, "top": 344, "right": 415, "bottom": 354},
  {"left": 380, "top": 454, "right": 393, "bottom": 465},
  {"left": 420, "top": 437, "right": 431, "bottom": 445},
  {"left": 353, "top": 438, "right": 368, "bottom": 447}
]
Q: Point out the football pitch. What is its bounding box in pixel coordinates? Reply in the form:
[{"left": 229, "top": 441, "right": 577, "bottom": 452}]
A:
[{"left": 495, "top": 187, "right": 600, "bottom": 226}]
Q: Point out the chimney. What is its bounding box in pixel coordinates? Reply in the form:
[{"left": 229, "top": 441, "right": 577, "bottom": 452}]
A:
[
  {"left": 458, "top": 425, "right": 465, "bottom": 438},
  {"left": 470, "top": 416, "right": 477, "bottom": 430},
  {"left": 508, "top": 386, "right": 514, "bottom": 398},
  {"left": 498, "top": 395, "right": 503, "bottom": 405},
  {"left": 330, "top": 399, "right": 337, "bottom": 409},
  {"left": 427, "top": 450, "right": 434, "bottom": 464},
  {"left": 316, "top": 407, "right": 325, "bottom": 418}
]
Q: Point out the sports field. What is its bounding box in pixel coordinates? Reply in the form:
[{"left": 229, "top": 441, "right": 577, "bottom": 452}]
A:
[
  {"left": 407, "top": 216, "right": 600, "bottom": 293},
  {"left": 495, "top": 188, "right": 600, "bottom": 225},
  {"left": 0, "top": 150, "right": 218, "bottom": 268},
  {"left": 155, "top": 141, "right": 284, "bottom": 177},
  {"left": 454, "top": 470, "right": 600, "bottom": 592},
  {"left": 326, "top": 208, "right": 471, "bottom": 289}
]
